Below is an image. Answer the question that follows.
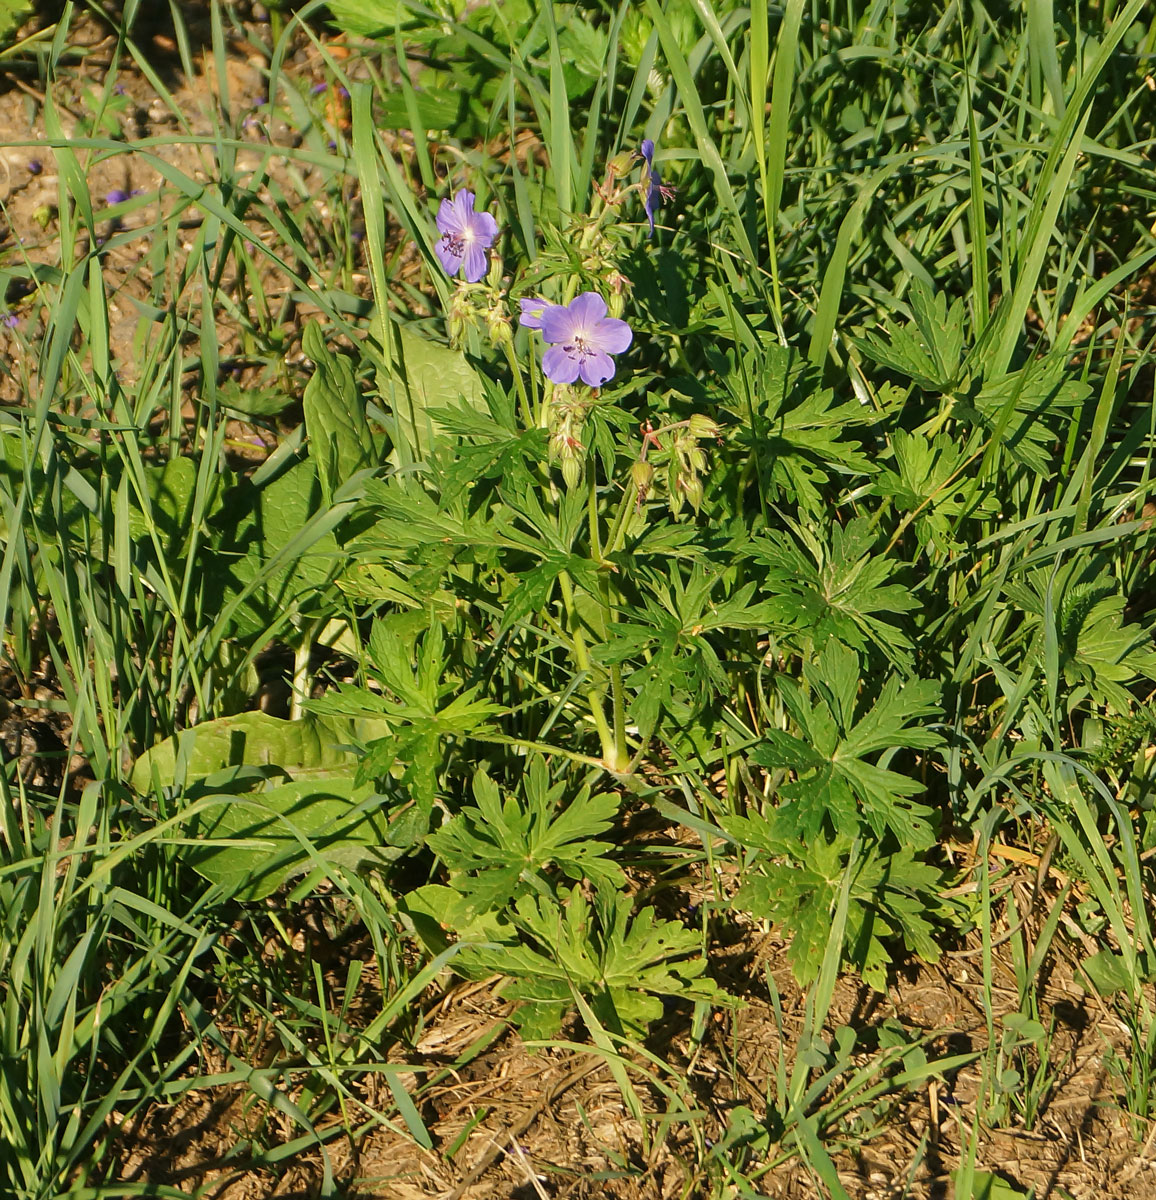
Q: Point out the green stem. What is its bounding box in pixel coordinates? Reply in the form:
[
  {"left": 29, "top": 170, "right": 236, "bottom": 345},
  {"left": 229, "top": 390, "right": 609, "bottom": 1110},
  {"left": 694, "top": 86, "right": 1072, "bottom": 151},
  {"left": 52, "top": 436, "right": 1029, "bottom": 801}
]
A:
[
  {"left": 557, "top": 569, "right": 619, "bottom": 768},
  {"left": 587, "top": 466, "right": 629, "bottom": 769},
  {"left": 502, "top": 338, "right": 535, "bottom": 433}
]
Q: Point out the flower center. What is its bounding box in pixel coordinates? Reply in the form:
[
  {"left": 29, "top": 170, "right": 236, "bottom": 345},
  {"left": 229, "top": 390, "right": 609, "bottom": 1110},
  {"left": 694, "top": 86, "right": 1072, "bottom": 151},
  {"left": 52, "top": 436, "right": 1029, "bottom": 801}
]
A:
[
  {"left": 567, "top": 335, "right": 591, "bottom": 359},
  {"left": 440, "top": 232, "right": 465, "bottom": 257}
]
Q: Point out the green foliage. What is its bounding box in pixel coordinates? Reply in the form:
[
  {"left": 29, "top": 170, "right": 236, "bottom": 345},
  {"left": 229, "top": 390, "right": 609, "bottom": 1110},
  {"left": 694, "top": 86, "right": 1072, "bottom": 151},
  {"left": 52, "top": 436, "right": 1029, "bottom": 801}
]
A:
[
  {"left": 716, "top": 336, "right": 874, "bottom": 516},
  {"left": 428, "top": 758, "right": 624, "bottom": 912},
  {"left": 312, "top": 616, "right": 507, "bottom": 830},
  {"left": 0, "top": 0, "right": 32, "bottom": 47},
  {"left": 132, "top": 711, "right": 395, "bottom": 899},
  {"left": 743, "top": 519, "right": 919, "bottom": 668},
  {"left": 457, "top": 885, "right": 723, "bottom": 1039},
  {"left": 725, "top": 825, "right": 953, "bottom": 991},
  {"left": 5, "top": 0, "right": 1156, "bottom": 1189},
  {"left": 750, "top": 642, "right": 943, "bottom": 847}
]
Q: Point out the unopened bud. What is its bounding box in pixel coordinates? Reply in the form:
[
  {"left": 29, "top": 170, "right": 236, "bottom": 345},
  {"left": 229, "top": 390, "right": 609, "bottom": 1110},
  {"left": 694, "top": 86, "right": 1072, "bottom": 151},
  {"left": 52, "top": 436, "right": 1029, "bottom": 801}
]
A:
[
  {"left": 448, "top": 289, "right": 474, "bottom": 349},
  {"left": 606, "top": 151, "right": 635, "bottom": 179},
  {"left": 487, "top": 305, "right": 512, "bottom": 348},
  {"left": 687, "top": 414, "right": 720, "bottom": 439},
  {"left": 683, "top": 476, "right": 704, "bottom": 511},
  {"left": 562, "top": 453, "right": 582, "bottom": 491},
  {"left": 33, "top": 204, "right": 54, "bottom": 230},
  {"left": 631, "top": 460, "right": 655, "bottom": 493}
]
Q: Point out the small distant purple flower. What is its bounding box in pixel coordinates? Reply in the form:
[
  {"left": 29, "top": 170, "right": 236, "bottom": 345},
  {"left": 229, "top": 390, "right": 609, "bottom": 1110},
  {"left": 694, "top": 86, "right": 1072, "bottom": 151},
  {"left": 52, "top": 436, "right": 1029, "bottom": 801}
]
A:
[
  {"left": 311, "top": 81, "right": 328, "bottom": 94},
  {"left": 435, "top": 190, "right": 499, "bottom": 284},
  {"left": 518, "top": 297, "right": 561, "bottom": 330},
  {"left": 1, "top": 312, "right": 18, "bottom": 329},
  {"left": 539, "top": 292, "right": 632, "bottom": 387},
  {"left": 27, "top": 159, "right": 42, "bottom": 176},
  {"left": 633, "top": 139, "right": 676, "bottom": 238},
  {"left": 105, "top": 189, "right": 129, "bottom": 205}
]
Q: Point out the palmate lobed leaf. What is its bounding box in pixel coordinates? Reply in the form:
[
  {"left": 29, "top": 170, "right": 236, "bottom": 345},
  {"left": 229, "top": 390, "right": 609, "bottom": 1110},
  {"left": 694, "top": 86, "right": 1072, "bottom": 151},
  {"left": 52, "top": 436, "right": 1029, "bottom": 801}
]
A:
[
  {"left": 428, "top": 759, "right": 625, "bottom": 910},
  {"left": 456, "top": 886, "right": 723, "bottom": 1037},
  {"left": 852, "top": 283, "right": 968, "bottom": 393},
  {"left": 727, "top": 827, "right": 953, "bottom": 990},
  {"left": 752, "top": 642, "right": 943, "bottom": 846},
  {"left": 718, "top": 336, "right": 876, "bottom": 515},
  {"left": 745, "top": 517, "right": 917, "bottom": 669},
  {"left": 1004, "top": 564, "right": 1156, "bottom": 715}
]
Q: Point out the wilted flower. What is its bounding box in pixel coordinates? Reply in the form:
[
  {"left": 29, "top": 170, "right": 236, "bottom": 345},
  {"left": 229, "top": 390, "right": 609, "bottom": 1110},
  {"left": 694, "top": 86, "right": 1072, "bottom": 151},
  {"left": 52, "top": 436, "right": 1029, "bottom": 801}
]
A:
[
  {"left": 539, "top": 292, "right": 632, "bottom": 387},
  {"left": 435, "top": 190, "right": 499, "bottom": 284}
]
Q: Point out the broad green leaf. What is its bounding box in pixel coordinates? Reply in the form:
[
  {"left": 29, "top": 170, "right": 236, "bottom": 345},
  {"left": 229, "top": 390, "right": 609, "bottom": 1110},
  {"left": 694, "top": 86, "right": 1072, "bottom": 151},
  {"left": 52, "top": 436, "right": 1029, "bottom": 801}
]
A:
[
  {"left": 131, "top": 710, "right": 391, "bottom": 794},
  {"left": 208, "top": 458, "right": 344, "bottom": 638},
  {"left": 392, "top": 326, "right": 486, "bottom": 453},
  {"left": 185, "top": 777, "right": 390, "bottom": 901}
]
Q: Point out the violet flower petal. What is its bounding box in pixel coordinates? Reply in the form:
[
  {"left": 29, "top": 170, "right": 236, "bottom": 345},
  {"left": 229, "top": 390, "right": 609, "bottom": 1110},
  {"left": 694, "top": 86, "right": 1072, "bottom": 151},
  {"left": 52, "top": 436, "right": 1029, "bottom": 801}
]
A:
[
  {"left": 538, "top": 292, "right": 632, "bottom": 387},
  {"left": 433, "top": 190, "right": 499, "bottom": 281},
  {"left": 592, "top": 316, "right": 632, "bottom": 354},
  {"left": 462, "top": 242, "right": 488, "bottom": 283},
  {"left": 542, "top": 344, "right": 582, "bottom": 385},
  {"left": 578, "top": 350, "right": 616, "bottom": 387},
  {"left": 518, "top": 297, "right": 556, "bottom": 329}
]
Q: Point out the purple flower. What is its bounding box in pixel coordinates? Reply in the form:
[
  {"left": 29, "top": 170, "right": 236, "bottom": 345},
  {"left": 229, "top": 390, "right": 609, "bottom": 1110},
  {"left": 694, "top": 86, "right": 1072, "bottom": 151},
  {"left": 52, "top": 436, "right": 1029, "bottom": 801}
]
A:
[
  {"left": 1, "top": 312, "right": 18, "bottom": 329},
  {"left": 27, "top": 159, "right": 42, "bottom": 176},
  {"left": 632, "top": 139, "right": 676, "bottom": 238},
  {"left": 539, "top": 292, "right": 632, "bottom": 387},
  {"left": 105, "top": 189, "right": 129, "bottom": 205},
  {"left": 311, "top": 81, "right": 328, "bottom": 94},
  {"left": 435, "top": 190, "right": 499, "bottom": 283},
  {"left": 518, "top": 297, "right": 561, "bottom": 329}
]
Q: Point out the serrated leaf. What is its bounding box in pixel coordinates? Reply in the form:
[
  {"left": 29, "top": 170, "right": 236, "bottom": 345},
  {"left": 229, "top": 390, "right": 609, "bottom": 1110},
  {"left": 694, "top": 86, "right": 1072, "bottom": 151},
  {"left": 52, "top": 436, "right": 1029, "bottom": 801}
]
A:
[
  {"left": 752, "top": 643, "right": 942, "bottom": 847},
  {"left": 745, "top": 517, "right": 916, "bottom": 668},
  {"left": 717, "top": 336, "right": 874, "bottom": 515},
  {"left": 457, "top": 887, "right": 723, "bottom": 1036},
  {"left": 429, "top": 760, "right": 624, "bottom": 912}
]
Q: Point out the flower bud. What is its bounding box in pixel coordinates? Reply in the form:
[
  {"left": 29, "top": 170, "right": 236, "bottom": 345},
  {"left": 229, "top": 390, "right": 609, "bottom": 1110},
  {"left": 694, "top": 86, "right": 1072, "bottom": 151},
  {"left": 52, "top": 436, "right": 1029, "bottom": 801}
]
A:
[
  {"left": 562, "top": 453, "right": 582, "bottom": 491},
  {"left": 631, "top": 460, "right": 655, "bottom": 494},
  {"left": 683, "top": 476, "right": 704, "bottom": 512},
  {"left": 447, "top": 288, "right": 474, "bottom": 349},
  {"left": 606, "top": 151, "right": 635, "bottom": 179},
  {"left": 687, "top": 413, "right": 720, "bottom": 440},
  {"left": 486, "top": 303, "right": 512, "bottom": 349}
]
